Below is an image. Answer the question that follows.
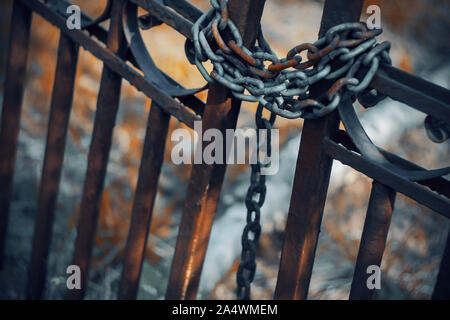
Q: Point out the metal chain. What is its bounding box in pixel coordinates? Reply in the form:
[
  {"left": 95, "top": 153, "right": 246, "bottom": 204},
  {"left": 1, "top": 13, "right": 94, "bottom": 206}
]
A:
[
  {"left": 187, "top": 0, "right": 392, "bottom": 120},
  {"left": 187, "top": 0, "right": 394, "bottom": 300},
  {"left": 237, "top": 105, "right": 276, "bottom": 300}
]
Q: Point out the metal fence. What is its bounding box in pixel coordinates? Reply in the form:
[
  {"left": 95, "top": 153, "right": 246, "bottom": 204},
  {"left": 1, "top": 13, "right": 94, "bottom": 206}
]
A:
[{"left": 0, "top": 0, "right": 449, "bottom": 300}]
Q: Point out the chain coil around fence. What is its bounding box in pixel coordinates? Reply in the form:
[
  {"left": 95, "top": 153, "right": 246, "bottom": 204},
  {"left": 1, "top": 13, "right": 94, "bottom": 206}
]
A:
[
  {"left": 187, "top": 0, "right": 392, "bottom": 121},
  {"left": 186, "top": 0, "right": 396, "bottom": 300}
]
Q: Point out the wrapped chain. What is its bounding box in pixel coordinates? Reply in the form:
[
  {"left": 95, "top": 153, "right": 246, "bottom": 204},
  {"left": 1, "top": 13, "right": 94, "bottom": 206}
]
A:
[
  {"left": 187, "top": 0, "right": 392, "bottom": 121},
  {"left": 186, "top": 0, "right": 393, "bottom": 299}
]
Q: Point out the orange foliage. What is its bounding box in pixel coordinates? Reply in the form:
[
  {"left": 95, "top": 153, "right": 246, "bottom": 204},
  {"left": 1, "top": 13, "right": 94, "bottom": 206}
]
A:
[{"left": 398, "top": 52, "right": 414, "bottom": 73}]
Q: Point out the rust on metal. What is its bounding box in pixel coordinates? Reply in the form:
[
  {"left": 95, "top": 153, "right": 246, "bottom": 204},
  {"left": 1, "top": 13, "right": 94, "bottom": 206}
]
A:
[
  {"left": 268, "top": 59, "right": 298, "bottom": 73},
  {"left": 228, "top": 40, "right": 258, "bottom": 66},
  {"left": 0, "top": 1, "right": 32, "bottom": 268},
  {"left": 166, "top": 0, "right": 267, "bottom": 300},
  {"left": 1, "top": 0, "right": 449, "bottom": 302},
  {"left": 119, "top": 102, "right": 170, "bottom": 300},
  {"left": 286, "top": 43, "right": 318, "bottom": 70},
  {"left": 66, "top": 0, "right": 128, "bottom": 300},
  {"left": 307, "top": 35, "right": 340, "bottom": 61},
  {"left": 274, "top": 0, "right": 365, "bottom": 300},
  {"left": 432, "top": 229, "right": 450, "bottom": 300},
  {"left": 212, "top": 19, "right": 232, "bottom": 54},
  {"left": 219, "top": 0, "right": 229, "bottom": 25},
  {"left": 27, "top": 34, "right": 79, "bottom": 300},
  {"left": 327, "top": 77, "right": 353, "bottom": 99},
  {"left": 249, "top": 66, "right": 276, "bottom": 79},
  {"left": 349, "top": 181, "right": 396, "bottom": 300}
]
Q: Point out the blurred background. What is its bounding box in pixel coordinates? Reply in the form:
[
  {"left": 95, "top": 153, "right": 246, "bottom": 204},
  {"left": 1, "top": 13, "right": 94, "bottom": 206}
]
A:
[{"left": 0, "top": 0, "right": 449, "bottom": 299}]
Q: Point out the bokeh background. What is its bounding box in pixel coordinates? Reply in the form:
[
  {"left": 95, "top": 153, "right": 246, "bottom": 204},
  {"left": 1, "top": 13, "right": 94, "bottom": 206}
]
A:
[{"left": 0, "top": 0, "right": 449, "bottom": 299}]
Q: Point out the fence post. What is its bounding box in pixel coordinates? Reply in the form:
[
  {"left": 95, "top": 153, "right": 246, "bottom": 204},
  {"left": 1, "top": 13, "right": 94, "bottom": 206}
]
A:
[
  {"left": 165, "top": 0, "right": 266, "bottom": 300},
  {"left": 349, "top": 181, "right": 396, "bottom": 299},
  {"left": 0, "top": 1, "right": 32, "bottom": 269},
  {"left": 274, "top": 0, "right": 364, "bottom": 300},
  {"left": 119, "top": 102, "right": 170, "bottom": 299},
  {"left": 66, "top": 0, "right": 128, "bottom": 300},
  {"left": 27, "top": 34, "right": 79, "bottom": 300},
  {"left": 432, "top": 229, "right": 450, "bottom": 299}
]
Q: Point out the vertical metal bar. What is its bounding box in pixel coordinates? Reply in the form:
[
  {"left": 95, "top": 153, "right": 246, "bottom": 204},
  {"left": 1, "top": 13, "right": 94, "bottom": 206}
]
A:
[
  {"left": 165, "top": 0, "right": 266, "bottom": 300},
  {"left": 432, "top": 229, "right": 450, "bottom": 300},
  {"left": 66, "top": 0, "right": 127, "bottom": 300},
  {"left": 349, "top": 181, "right": 396, "bottom": 300},
  {"left": 0, "top": 1, "right": 32, "bottom": 268},
  {"left": 274, "top": 0, "right": 364, "bottom": 300},
  {"left": 119, "top": 102, "right": 170, "bottom": 300},
  {"left": 26, "top": 34, "right": 79, "bottom": 300}
]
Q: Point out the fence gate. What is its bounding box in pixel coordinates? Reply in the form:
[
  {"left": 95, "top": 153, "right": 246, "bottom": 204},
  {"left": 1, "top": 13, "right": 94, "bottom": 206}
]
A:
[{"left": 0, "top": 0, "right": 449, "bottom": 300}]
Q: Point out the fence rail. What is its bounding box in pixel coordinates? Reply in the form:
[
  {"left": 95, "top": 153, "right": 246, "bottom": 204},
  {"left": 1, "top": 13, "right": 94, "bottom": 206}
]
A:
[{"left": 0, "top": 0, "right": 449, "bottom": 300}]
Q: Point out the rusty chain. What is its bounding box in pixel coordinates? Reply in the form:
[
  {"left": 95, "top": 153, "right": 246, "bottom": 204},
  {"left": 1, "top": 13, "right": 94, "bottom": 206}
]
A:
[
  {"left": 186, "top": 0, "right": 395, "bottom": 300},
  {"left": 237, "top": 104, "right": 276, "bottom": 300},
  {"left": 186, "top": 0, "right": 392, "bottom": 121}
]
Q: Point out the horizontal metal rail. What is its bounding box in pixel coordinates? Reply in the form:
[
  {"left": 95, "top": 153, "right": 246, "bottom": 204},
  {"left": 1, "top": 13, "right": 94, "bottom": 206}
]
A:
[
  {"left": 371, "top": 64, "right": 450, "bottom": 124},
  {"left": 323, "top": 138, "right": 450, "bottom": 217},
  {"left": 20, "top": 0, "right": 202, "bottom": 128},
  {"left": 335, "top": 130, "right": 450, "bottom": 198}
]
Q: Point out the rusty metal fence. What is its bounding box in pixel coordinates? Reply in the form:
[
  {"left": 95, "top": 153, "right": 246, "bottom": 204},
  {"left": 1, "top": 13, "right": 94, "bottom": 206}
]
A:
[{"left": 0, "top": 0, "right": 449, "bottom": 300}]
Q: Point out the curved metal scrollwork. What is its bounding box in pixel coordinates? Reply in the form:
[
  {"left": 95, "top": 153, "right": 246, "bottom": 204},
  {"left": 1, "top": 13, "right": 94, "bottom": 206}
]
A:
[
  {"left": 122, "top": 1, "right": 207, "bottom": 98},
  {"left": 338, "top": 96, "right": 450, "bottom": 182},
  {"left": 425, "top": 115, "right": 450, "bottom": 143}
]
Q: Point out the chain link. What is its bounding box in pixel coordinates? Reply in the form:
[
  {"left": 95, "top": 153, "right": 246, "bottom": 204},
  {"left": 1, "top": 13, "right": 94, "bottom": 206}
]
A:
[
  {"left": 187, "top": 0, "right": 394, "bottom": 300},
  {"left": 187, "top": 0, "right": 392, "bottom": 121},
  {"left": 237, "top": 104, "right": 276, "bottom": 300}
]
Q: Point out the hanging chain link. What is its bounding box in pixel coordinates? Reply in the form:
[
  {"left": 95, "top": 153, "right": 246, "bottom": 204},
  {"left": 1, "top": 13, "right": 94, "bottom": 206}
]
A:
[
  {"left": 186, "top": 0, "right": 394, "bottom": 299},
  {"left": 237, "top": 105, "right": 276, "bottom": 300}
]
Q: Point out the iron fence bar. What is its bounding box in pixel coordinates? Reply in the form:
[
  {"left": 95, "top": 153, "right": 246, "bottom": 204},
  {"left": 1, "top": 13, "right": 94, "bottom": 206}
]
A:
[
  {"left": 165, "top": 0, "right": 267, "bottom": 300},
  {"left": 66, "top": 0, "right": 129, "bottom": 300},
  {"left": 432, "top": 228, "right": 450, "bottom": 299},
  {"left": 381, "top": 64, "right": 450, "bottom": 107},
  {"left": 349, "top": 181, "right": 396, "bottom": 300},
  {"left": 334, "top": 130, "right": 450, "bottom": 198},
  {"left": 163, "top": 0, "right": 203, "bottom": 23},
  {"left": 19, "top": 0, "right": 201, "bottom": 129},
  {"left": 370, "top": 64, "right": 450, "bottom": 125},
  {"left": 119, "top": 102, "right": 170, "bottom": 300},
  {"left": 26, "top": 34, "right": 79, "bottom": 300},
  {"left": 166, "top": 92, "right": 242, "bottom": 300},
  {"left": 273, "top": 0, "right": 364, "bottom": 300},
  {"left": 323, "top": 138, "right": 450, "bottom": 216},
  {"left": 130, "top": 0, "right": 194, "bottom": 40},
  {"left": 0, "top": 0, "right": 32, "bottom": 269}
]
